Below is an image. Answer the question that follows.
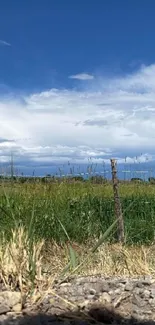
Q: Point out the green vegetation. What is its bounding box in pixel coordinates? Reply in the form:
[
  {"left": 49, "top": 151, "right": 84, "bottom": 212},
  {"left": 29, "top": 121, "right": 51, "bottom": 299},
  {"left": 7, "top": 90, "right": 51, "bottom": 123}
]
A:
[
  {"left": 0, "top": 179, "right": 155, "bottom": 245},
  {"left": 1, "top": 176, "right": 155, "bottom": 293}
]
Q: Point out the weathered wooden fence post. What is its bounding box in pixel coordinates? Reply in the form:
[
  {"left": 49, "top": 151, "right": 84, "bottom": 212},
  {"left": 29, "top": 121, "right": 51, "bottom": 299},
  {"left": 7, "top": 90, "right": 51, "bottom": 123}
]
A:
[
  {"left": 10, "top": 151, "right": 14, "bottom": 181},
  {"left": 110, "top": 159, "right": 125, "bottom": 243}
]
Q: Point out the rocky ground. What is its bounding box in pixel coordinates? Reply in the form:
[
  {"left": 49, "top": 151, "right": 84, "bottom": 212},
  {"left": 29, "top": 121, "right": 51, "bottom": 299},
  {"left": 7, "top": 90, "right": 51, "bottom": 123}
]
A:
[{"left": 1, "top": 275, "right": 155, "bottom": 324}]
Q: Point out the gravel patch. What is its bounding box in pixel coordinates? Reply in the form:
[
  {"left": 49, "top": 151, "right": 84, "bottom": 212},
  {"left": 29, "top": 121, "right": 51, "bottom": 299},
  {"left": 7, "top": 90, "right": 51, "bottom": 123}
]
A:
[{"left": 1, "top": 275, "right": 155, "bottom": 324}]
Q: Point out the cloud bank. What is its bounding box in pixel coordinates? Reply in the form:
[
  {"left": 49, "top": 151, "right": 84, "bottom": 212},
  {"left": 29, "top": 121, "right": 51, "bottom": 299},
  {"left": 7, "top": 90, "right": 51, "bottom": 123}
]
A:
[{"left": 1, "top": 64, "right": 155, "bottom": 171}]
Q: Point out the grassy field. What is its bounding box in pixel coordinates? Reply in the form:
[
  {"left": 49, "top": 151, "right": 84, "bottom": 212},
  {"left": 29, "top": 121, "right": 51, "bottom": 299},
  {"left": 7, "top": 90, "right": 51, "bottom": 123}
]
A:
[
  {"left": 1, "top": 180, "right": 155, "bottom": 244},
  {"left": 1, "top": 179, "right": 155, "bottom": 294}
]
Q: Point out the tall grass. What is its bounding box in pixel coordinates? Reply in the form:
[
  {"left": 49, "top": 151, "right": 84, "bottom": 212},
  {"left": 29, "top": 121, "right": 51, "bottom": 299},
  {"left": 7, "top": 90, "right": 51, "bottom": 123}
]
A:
[
  {"left": 0, "top": 181, "right": 155, "bottom": 244},
  {"left": 1, "top": 180, "right": 155, "bottom": 294}
]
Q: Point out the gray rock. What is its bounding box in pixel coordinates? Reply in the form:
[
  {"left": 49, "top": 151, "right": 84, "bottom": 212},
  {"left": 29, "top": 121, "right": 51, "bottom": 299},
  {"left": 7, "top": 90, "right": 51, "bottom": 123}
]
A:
[
  {"left": 133, "top": 287, "right": 144, "bottom": 295},
  {"left": 0, "top": 291, "right": 21, "bottom": 308},
  {"left": 125, "top": 283, "right": 133, "bottom": 291},
  {"left": 141, "top": 289, "right": 151, "bottom": 299},
  {"left": 149, "top": 297, "right": 155, "bottom": 305},
  {"left": 12, "top": 303, "right": 22, "bottom": 313},
  {"left": 143, "top": 275, "right": 153, "bottom": 284},
  {"left": 143, "top": 310, "right": 152, "bottom": 315},
  {"left": 85, "top": 294, "right": 95, "bottom": 301},
  {"left": 132, "top": 294, "right": 148, "bottom": 307},
  {"left": 132, "top": 304, "right": 141, "bottom": 314},
  {"left": 150, "top": 288, "right": 155, "bottom": 297},
  {"left": 114, "top": 288, "right": 121, "bottom": 294},
  {"left": 100, "top": 283, "right": 110, "bottom": 292},
  {"left": 99, "top": 292, "right": 111, "bottom": 304},
  {"left": 135, "top": 281, "right": 144, "bottom": 288},
  {"left": 0, "top": 304, "right": 10, "bottom": 315}
]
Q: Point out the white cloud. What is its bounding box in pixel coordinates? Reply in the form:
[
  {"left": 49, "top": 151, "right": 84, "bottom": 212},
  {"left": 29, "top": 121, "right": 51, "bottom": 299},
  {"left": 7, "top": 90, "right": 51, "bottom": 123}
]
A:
[
  {"left": 0, "top": 40, "right": 11, "bottom": 46},
  {"left": 69, "top": 73, "right": 94, "bottom": 80},
  {"left": 1, "top": 64, "right": 155, "bottom": 169}
]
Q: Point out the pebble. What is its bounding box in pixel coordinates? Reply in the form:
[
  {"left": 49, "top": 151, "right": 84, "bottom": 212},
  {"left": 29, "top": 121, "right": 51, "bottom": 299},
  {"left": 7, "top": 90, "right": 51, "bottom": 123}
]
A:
[
  {"left": 141, "top": 289, "right": 151, "bottom": 299},
  {"left": 88, "top": 288, "right": 96, "bottom": 295},
  {"left": 99, "top": 292, "right": 111, "bottom": 304},
  {"left": 115, "top": 288, "right": 121, "bottom": 294},
  {"left": 125, "top": 283, "right": 133, "bottom": 291}
]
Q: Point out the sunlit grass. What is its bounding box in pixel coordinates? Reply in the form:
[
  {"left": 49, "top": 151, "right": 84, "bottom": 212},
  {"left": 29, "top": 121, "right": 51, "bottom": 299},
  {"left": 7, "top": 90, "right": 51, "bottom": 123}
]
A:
[{"left": 0, "top": 180, "right": 155, "bottom": 244}]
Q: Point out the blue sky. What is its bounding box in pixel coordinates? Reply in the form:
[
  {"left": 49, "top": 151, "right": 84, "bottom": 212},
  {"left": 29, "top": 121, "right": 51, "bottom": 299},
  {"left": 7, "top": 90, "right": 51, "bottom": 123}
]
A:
[
  {"left": 1, "top": 0, "right": 155, "bottom": 175},
  {"left": 1, "top": 0, "right": 155, "bottom": 91}
]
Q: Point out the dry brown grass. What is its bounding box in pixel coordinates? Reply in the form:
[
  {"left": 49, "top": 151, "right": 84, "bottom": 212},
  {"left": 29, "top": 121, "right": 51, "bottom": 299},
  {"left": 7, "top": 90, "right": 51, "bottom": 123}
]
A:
[
  {"left": 1, "top": 228, "right": 155, "bottom": 298},
  {"left": 0, "top": 227, "right": 44, "bottom": 294},
  {"left": 43, "top": 241, "right": 155, "bottom": 278}
]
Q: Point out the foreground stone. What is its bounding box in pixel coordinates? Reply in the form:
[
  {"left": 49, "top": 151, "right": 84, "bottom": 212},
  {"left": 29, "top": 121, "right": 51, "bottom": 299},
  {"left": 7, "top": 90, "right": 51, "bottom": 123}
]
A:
[
  {"left": 1, "top": 276, "right": 155, "bottom": 324},
  {"left": 0, "top": 291, "right": 21, "bottom": 315}
]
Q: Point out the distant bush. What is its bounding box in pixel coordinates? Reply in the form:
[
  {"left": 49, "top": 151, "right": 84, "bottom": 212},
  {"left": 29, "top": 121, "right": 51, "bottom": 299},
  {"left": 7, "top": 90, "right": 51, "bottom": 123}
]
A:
[
  {"left": 131, "top": 178, "right": 143, "bottom": 183},
  {"left": 90, "top": 175, "right": 107, "bottom": 184},
  {"left": 41, "top": 175, "right": 56, "bottom": 183},
  {"left": 61, "top": 176, "right": 84, "bottom": 183},
  {"left": 72, "top": 176, "right": 84, "bottom": 182},
  {"left": 148, "top": 177, "right": 155, "bottom": 184},
  {"left": 19, "top": 177, "right": 27, "bottom": 183}
]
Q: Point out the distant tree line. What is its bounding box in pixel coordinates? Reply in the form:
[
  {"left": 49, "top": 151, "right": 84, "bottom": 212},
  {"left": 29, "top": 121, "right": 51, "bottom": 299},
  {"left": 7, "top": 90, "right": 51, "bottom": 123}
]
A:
[
  {"left": 0, "top": 174, "right": 155, "bottom": 184},
  {"left": 0, "top": 174, "right": 108, "bottom": 184}
]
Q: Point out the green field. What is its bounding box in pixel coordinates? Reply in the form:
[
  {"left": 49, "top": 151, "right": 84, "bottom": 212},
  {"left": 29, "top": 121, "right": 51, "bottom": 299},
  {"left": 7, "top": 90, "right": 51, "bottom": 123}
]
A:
[{"left": 1, "top": 180, "right": 155, "bottom": 245}]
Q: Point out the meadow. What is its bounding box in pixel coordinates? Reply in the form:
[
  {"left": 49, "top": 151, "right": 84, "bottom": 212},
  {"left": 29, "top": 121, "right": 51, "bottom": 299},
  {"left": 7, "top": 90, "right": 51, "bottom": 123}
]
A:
[
  {"left": 1, "top": 177, "right": 155, "bottom": 294},
  {"left": 1, "top": 177, "right": 155, "bottom": 244}
]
